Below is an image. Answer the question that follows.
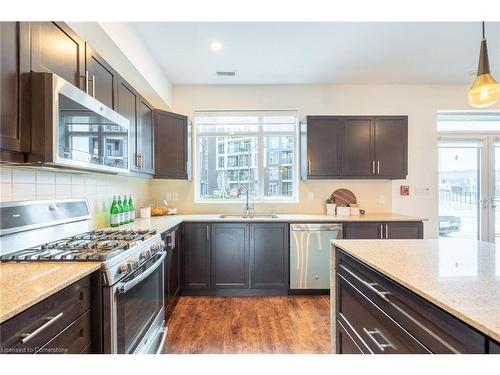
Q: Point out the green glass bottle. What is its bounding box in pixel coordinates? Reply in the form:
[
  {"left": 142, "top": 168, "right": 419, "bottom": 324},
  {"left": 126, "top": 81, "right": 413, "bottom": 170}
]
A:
[
  {"left": 122, "top": 194, "right": 130, "bottom": 224},
  {"left": 110, "top": 195, "right": 120, "bottom": 227},
  {"left": 117, "top": 195, "right": 124, "bottom": 226},
  {"left": 128, "top": 195, "right": 135, "bottom": 222}
]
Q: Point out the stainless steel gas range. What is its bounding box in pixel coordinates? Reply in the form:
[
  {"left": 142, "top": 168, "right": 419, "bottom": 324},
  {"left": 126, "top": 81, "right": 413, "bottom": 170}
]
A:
[{"left": 0, "top": 199, "right": 168, "bottom": 354}]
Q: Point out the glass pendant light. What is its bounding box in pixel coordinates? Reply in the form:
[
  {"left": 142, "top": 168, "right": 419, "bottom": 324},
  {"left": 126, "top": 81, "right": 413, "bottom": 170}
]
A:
[{"left": 468, "top": 22, "right": 500, "bottom": 108}]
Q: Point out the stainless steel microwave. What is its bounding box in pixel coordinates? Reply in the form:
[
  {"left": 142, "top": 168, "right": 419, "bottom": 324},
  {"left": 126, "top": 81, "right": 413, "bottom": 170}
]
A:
[{"left": 28, "top": 73, "right": 130, "bottom": 173}]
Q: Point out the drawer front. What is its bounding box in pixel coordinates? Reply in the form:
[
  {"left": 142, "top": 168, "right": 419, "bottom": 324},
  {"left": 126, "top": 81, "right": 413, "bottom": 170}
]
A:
[
  {"left": 36, "top": 310, "right": 92, "bottom": 354},
  {"left": 336, "top": 319, "right": 368, "bottom": 354},
  {"left": 0, "top": 275, "right": 92, "bottom": 352},
  {"left": 337, "top": 250, "right": 486, "bottom": 353},
  {"left": 337, "top": 274, "right": 430, "bottom": 354}
]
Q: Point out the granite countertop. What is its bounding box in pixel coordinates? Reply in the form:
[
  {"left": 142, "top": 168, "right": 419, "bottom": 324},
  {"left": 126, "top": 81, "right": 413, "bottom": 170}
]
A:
[
  {"left": 0, "top": 262, "right": 101, "bottom": 324},
  {"left": 331, "top": 238, "right": 500, "bottom": 342},
  {"left": 112, "top": 213, "right": 426, "bottom": 234}
]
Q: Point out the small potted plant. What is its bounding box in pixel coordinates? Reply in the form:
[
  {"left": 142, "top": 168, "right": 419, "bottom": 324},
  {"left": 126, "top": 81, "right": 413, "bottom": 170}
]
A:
[{"left": 326, "top": 197, "right": 336, "bottom": 216}]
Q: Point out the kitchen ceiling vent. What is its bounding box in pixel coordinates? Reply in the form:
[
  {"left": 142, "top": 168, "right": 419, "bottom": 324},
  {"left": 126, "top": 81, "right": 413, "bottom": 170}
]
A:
[{"left": 216, "top": 71, "right": 236, "bottom": 77}]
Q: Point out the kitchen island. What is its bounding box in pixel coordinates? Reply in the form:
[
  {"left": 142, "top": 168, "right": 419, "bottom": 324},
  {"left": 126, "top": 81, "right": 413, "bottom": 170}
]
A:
[{"left": 331, "top": 239, "right": 500, "bottom": 354}]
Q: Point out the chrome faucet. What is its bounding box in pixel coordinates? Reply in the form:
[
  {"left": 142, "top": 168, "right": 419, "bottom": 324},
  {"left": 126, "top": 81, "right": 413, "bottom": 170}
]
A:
[{"left": 237, "top": 185, "right": 252, "bottom": 217}]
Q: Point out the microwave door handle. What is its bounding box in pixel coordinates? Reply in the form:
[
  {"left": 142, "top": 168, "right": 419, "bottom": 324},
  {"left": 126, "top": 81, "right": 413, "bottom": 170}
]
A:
[{"left": 116, "top": 251, "right": 166, "bottom": 294}]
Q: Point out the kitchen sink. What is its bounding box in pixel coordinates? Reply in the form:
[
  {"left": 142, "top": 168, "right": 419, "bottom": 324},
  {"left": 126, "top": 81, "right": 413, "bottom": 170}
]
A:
[{"left": 218, "top": 214, "right": 279, "bottom": 219}]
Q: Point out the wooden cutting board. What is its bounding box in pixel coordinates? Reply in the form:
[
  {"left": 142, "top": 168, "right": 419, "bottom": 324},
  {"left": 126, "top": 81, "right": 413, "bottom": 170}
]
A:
[{"left": 331, "top": 188, "right": 357, "bottom": 206}]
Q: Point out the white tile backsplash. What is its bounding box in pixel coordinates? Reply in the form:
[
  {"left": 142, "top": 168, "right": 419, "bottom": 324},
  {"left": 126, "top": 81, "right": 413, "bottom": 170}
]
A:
[
  {"left": 12, "top": 169, "right": 36, "bottom": 184},
  {"left": 1, "top": 166, "right": 149, "bottom": 228},
  {"left": 55, "top": 173, "right": 72, "bottom": 185},
  {"left": 36, "top": 171, "right": 55, "bottom": 184},
  {"left": 0, "top": 168, "right": 12, "bottom": 183}
]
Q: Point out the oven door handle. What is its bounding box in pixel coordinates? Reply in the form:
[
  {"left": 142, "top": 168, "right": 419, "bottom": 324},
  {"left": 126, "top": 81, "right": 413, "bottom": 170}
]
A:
[{"left": 116, "top": 251, "right": 166, "bottom": 294}]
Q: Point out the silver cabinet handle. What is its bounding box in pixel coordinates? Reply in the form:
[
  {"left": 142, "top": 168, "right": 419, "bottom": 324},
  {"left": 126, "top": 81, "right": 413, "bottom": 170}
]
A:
[
  {"left": 379, "top": 224, "right": 383, "bottom": 239},
  {"left": 338, "top": 265, "right": 391, "bottom": 301},
  {"left": 206, "top": 225, "right": 210, "bottom": 241},
  {"left": 385, "top": 224, "right": 389, "bottom": 239},
  {"left": 85, "top": 70, "right": 89, "bottom": 94},
  {"left": 377, "top": 161, "right": 380, "bottom": 175},
  {"left": 372, "top": 161, "right": 375, "bottom": 174},
  {"left": 363, "top": 328, "right": 396, "bottom": 351},
  {"left": 92, "top": 75, "right": 96, "bottom": 98},
  {"left": 155, "top": 327, "right": 168, "bottom": 354},
  {"left": 21, "top": 312, "right": 64, "bottom": 344},
  {"left": 308, "top": 160, "right": 311, "bottom": 174}
]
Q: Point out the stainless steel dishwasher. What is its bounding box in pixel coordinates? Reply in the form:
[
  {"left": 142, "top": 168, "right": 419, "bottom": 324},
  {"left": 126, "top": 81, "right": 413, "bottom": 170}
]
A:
[{"left": 290, "top": 223, "right": 343, "bottom": 290}]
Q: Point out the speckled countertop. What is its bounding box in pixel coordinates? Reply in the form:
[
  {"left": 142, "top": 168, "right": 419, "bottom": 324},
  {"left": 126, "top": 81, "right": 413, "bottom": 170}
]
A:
[
  {"left": 0, "top": 262, "right": 101, "bottom": 323},
  {"left": 331, "top": 238, "right": 500, "bottom": 342},
  {"left": 111, "top": 213, "right": 426, "bottom": 234}
]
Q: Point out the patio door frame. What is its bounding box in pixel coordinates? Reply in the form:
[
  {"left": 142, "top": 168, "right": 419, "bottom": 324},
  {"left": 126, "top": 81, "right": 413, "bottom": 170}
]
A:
[{"left": 438, "top": 133, "right": 497, "bottom": 243}]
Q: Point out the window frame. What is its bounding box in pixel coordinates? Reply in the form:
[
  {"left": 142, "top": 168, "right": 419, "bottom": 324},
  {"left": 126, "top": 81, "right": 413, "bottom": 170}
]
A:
[{"left": 194, "top": 110, "right": 299, "bottom": 204}]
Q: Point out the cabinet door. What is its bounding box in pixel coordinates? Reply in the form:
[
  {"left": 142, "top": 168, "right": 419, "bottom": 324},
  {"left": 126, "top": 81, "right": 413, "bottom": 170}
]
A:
[
  {"left": 165, "top": 227, "right": 180, "bottom": 319},
  {"left": 343, "top": 222, "right": 382, "bottom": 239},
  {"left": 183, "top": 223, "right": 210, "bottom": 289},
  {"left": 85, "top": 44, "right": 118, "bottom": 109},
  {"left": 153, "top": 109, "right": 189, "bottom": 179},
  {"left": 374, "top": 117, "right": 408, "bottom": 178},
  {"left": 0, "top": 22, "right": 30, "bottom": 158},
  {"left": 342, "top": 118, "right": 374, "bottom": 177},
  {"left": 31, "top": 22, "right": 85, "bottom": 89},
  {"left": 211, "top": 224, "right": 249, "bottom": 288},
  {"left": 385, "top": 222, "right": 423, "bottom": 239},
  {"left": 138, "top": 98, "right": 155, "bottom": 174},
  {"left": 337, "top": 320, "right": 366, "bottom": 354},
  {"left": 117, "top": 78, "right": 140, "bottom": 171},
  {"left": 250, "top": 223, "right": 288, "bottom": 289},
  {"left": 305, "top": 117, "right": 342, "bottom": 178},
  {"left": 489, "top": 340, "right": 500, "bottom": 354}
]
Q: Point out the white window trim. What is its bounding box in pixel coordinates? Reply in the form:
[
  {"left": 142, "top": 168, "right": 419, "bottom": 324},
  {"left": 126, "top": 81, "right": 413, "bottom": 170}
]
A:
[{"left": 194, "top": 110, "right": 300, "bottom": 204}]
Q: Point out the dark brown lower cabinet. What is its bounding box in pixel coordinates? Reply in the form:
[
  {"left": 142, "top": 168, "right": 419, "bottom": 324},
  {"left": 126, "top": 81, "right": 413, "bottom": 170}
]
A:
[
  {"left": 250, "top": 223, "right": 288, "bottom": 290},
  {"left": 335, "top": 249, "right": 489, "bottom": 354},
  {"left": 212, "top": 223, "right": 249, "bottom": 288},
  {"left": 344, "top": 221, "right": 423, "bottom": 239},
  {"left": 0, "top": 273, "right": 100, "bottom": 354},
  {"left": 164, "top": 226, "right": 181, "bottom": 321},
  {"left": 182, "top": 222, "right": 288, "bottom": 295},
  {"left": 182, "top": 223, "right": 211, "bottom": 290},
  {"left": 489, "top": 340, "right": 500, "bottom": 353}
]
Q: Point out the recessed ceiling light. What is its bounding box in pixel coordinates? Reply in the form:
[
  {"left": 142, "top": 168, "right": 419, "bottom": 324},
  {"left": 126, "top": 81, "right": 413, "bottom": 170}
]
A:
[{"left": 210, "top": 41, "right": 223, "bottom": 51}]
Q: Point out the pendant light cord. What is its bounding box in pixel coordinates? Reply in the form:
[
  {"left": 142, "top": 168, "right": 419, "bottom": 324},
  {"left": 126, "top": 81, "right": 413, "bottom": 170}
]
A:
[{"left": 482, "top": 21, "right": 485, "bottom": 39}]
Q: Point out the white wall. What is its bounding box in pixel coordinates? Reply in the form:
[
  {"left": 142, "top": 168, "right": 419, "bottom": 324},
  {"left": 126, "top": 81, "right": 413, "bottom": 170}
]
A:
[{"left": 150, "top": 83, "right": 500, "bottom": 239}]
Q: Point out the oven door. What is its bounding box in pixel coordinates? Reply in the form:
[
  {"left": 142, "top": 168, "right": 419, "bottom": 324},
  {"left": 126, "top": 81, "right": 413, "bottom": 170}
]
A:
[{"left": 108, "top": 251, "right": 167, "bottom": 354}]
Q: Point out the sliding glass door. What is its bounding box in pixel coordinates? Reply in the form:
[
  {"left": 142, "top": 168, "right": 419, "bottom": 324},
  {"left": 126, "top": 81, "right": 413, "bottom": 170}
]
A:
[{"left": 438, "top": 136, "right": 499, "bottom": 243}]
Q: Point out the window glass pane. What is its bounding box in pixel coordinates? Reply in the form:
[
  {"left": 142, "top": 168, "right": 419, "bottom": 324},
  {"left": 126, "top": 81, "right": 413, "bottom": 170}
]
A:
[
  {"left": 198, "top": 136, "right": 258, "bottom": 200},
  {"left": 196, "top": 111, "right": 297, "bottom": 201},
  {"left": 438, "top": 144, "right": 480, "bottom": 239},
  {"left": 264, "top": 135, "right": 294, "bottom": 198}
]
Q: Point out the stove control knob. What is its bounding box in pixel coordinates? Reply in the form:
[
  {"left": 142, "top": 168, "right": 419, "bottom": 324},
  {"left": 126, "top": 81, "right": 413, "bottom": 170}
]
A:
[
  {"left": 126, "top": 261, "right": 136, "bottom": 272},
  {"left": 119, "top": 263, "right": 128, "bottom": 274},
  {"left": 140, "top": 250, "right": 151, "bottom": 260}
]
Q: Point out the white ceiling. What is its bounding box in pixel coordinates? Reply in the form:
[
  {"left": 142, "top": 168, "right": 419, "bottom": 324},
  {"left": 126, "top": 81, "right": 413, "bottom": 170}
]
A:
[{"left": 132, "top": 22, "right": 500, "bottom": 85}]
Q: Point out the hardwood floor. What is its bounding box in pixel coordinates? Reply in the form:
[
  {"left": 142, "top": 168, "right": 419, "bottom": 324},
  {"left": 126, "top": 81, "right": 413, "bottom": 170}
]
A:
[{"left": 164, "top": 296, "right": 330, "bottom": 354}]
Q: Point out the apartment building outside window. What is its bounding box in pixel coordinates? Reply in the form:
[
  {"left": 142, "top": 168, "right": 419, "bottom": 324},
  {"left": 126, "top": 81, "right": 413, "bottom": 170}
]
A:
[{"left": 195, "top": 110, "right": 298, "bottom": 202}]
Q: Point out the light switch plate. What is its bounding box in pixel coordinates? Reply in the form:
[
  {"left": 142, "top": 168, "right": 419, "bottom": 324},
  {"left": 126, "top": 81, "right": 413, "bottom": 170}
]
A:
[
  {"left": 378, "top": 195, "right": 385, "bottom": 204},
  {"left": 308, "top": 192, "right": 314, "bottom": 201}
]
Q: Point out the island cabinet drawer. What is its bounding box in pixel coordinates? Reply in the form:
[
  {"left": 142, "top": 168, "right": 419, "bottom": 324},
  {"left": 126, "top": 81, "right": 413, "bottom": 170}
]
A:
[
  {"left": 0, "top": 276, "right": 92, "bottom": 352},
  {"left": 337, "top": 274, "right": 430, "bottom": 354},
  {"left": 36, "top": 310, "right": 92, "bottom": 354},
  {"left": 337, "top": 250, "right": 487, "bottom": 353}
]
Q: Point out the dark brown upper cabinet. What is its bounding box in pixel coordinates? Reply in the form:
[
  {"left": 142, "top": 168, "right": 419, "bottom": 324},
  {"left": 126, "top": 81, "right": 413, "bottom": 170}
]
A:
[
  {"left": 301, "top": 115, "right": 408, "bottom": 180},
  {"left": 0, "top": 22, "right": 31, "bottom": 162},
  {"left": 153, "top": 109, "right": 191, "bottom": 180},
  {"left": 137, "top": 97, "right": 155, "bottom": 175},
  {"left": 342, "top": 117, "right": 374, "bottom": 176},
  {"left": 373, "top": 117, "right": 408, "bottom": 178},
  {"left": 301, "top": 116, "right": 342, "bottom": 178},
  {"left": 116, "top": 77, "right": 142, "bottom": 173},
  {"left": 85, "top": 44, "right": 118, "bottom": 109},
  {"left": 31, "top": 22, "right": 85, "bottom": 89}
]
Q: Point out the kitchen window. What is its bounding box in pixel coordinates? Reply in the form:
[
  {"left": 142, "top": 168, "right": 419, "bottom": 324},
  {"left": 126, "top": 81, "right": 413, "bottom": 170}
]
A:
[{"left": 195, "top": 110, "right": 298, "bottom": 202}]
